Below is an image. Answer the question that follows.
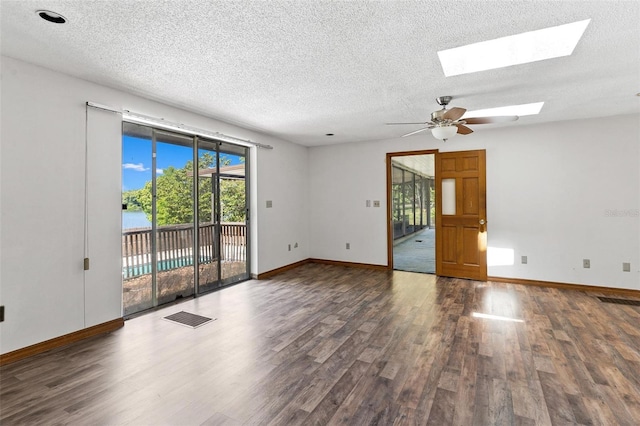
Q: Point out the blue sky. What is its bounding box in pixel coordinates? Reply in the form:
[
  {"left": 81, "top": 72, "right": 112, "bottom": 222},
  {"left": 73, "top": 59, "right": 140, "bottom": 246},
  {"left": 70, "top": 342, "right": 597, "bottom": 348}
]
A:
[{"left": 122, "top": 135, "right": 243, "bottom": 191}]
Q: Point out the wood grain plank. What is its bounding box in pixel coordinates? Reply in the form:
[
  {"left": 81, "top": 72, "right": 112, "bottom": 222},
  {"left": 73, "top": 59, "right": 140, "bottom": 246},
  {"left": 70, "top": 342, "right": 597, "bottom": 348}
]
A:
[{"left": 1, "top": 264, "right": 639, "bottom": 425}]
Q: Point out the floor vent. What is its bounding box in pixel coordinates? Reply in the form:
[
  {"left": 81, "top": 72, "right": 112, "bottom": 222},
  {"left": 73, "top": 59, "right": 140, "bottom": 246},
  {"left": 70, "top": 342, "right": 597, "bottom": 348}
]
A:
[
  {"left": 597, "top": 297, "right": 640, "bottom": 307},
  {"left": 163, "top": 311, "right": 215, "bottom": 328}
]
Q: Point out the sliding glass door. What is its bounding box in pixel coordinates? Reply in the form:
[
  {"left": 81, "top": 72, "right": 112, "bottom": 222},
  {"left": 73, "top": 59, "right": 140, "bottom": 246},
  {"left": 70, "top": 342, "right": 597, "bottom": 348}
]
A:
[
  {"left": 218, "top": 142, "right": 248, "bottom": 286},
  {"left": 122, "top": 122, "right": 250, "bottom": 316},
  {"left": 196, "top": 141, "right": 220, "bottom": 294},
  {"left": 155, "top": 131, "right": 196, "bottom": 305},
  {"left": 122, "top": 124, "right": 154, "bottom": 314},
  {"left": 196, "top": 139, "right": 249, "bottom": 292}
]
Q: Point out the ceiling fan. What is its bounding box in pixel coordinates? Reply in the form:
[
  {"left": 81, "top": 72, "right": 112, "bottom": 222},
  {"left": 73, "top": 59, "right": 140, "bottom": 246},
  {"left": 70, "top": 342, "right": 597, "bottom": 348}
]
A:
[{"left": 387, "top": 96, "right": 519, "bottom": 141}]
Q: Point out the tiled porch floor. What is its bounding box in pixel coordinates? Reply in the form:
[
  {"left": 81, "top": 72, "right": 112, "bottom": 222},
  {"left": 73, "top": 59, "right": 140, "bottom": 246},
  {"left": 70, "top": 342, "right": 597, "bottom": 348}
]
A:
[{"left": 392, "top": 227, "right": 435, "bottom": 274}]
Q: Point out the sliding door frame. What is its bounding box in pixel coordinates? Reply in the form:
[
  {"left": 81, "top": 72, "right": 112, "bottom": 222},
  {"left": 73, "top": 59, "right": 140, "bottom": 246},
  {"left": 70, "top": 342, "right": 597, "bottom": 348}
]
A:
[
  {"left": 215, "top": 140, "right": 251, "bottom": 288},
  {"left": 122, "top": 121, "right": 251, "bottom": 316},
  {"left": 195, "top": 137, "right": 251, "bottom": 292}
]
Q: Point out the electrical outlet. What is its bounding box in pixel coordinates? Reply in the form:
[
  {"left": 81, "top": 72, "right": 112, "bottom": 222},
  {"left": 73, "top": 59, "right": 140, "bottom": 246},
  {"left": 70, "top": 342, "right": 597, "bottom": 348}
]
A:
[
  {"left": 294, "top": 242, "right": 298, "bottom": 248},
  {"left": 583, "top": 259, "right": 590, "bottom": 269},
  {"left": 346, "top": 243, "right": 350, "bottom": 250},
  {"left": 373, "top": 200, "right": 380, "bottom": 207},
  {"left": 623, "top": 262, "right": 631, "bottom": 272},
  {"left": 366, "top": 200, "right": 371, "bottom": 207},
  {"left": 521, "top": 255, "right": 527, "bottom": 264},
  {"left": 266, "top": 200, "right": 273, "bottom": 208}
]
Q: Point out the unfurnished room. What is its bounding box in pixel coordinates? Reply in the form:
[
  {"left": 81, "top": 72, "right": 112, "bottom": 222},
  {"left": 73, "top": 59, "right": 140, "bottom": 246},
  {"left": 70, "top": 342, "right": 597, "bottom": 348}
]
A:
[{"left": 1, "top": 1, "right": 639, "bottom": 425}]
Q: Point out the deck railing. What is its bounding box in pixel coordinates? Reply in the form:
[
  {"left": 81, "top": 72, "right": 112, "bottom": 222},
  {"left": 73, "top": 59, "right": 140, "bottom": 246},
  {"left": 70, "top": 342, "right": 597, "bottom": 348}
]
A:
[{"left": 122, "top": 222, "right": 246, "bottom": 279}]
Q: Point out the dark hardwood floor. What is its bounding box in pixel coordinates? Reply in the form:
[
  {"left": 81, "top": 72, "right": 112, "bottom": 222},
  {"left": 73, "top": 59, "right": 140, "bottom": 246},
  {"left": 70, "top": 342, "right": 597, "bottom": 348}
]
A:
[{"left": 1, "top": 263, "right": 639, "bottom": 425}]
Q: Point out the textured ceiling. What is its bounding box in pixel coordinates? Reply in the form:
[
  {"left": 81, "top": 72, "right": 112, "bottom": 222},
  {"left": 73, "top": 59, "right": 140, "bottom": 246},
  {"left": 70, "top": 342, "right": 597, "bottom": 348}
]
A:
[{"left": 1, "top": 0, "right": 639, "bottom": 146}]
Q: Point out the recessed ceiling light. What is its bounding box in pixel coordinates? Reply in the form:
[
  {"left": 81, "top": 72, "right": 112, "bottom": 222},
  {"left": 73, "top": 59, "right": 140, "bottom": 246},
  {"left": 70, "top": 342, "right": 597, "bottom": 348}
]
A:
[
  {"left": 438, "top": 19, "right": 591, "bottom": 76},
  {"left": 36, "top": 10, "right": 67, "bottom": 24},
  {"left": 463, "top": 102, "right": 545, "bottom": 118}
]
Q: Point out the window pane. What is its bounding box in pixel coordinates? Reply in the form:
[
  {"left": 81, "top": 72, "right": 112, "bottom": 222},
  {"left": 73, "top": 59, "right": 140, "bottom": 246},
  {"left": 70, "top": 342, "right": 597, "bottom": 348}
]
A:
[{"left": 442, "top": 178, "right": 456, "bottom": 215}]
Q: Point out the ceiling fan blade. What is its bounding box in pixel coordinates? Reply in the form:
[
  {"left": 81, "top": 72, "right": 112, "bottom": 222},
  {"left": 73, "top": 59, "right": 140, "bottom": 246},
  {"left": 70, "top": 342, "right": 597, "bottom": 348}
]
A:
[
  {"left": 463, "top": 115, "right": 519, "bottom": 124},
  {"left": 443, "top": 107, "right": 466, "bottom": 121},
  {"left": 386, "top": 122, "right": 428, "bottom": 125},
  {"left": 456, "top": 124, "right": 474, "bottom": 135},
  {"left": 401, "top": 127, "right": 431, "bottom": 138}
]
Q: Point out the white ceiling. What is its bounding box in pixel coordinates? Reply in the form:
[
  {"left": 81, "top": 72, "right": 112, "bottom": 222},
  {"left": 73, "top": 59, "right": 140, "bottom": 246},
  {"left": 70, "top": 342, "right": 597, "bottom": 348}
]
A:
[{"left": 1, "top": 1, "right": 639, "bottom": 146}]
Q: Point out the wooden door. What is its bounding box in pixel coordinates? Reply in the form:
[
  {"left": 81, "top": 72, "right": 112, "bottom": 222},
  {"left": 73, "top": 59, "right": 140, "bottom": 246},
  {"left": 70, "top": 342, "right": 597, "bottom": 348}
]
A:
[{"left": 435, "top": 150, "right": 487, "bottom": 280}]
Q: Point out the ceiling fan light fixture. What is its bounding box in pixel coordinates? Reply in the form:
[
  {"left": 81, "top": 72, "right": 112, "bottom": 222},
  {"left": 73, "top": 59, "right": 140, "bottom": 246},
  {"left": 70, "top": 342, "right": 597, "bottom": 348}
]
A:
[{"left": 431, "top": 125, "right": 458, "bottom": 141}]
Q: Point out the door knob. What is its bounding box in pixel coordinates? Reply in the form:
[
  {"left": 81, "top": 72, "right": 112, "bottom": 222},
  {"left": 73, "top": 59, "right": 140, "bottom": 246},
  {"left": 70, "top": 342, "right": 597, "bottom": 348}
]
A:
[{"left": 479, "top": 219, "right": 486, "bottom": 225}]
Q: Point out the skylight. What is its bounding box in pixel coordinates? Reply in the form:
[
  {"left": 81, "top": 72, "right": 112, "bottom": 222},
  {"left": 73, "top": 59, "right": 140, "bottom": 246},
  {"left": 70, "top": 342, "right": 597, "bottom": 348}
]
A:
[
  {"left": 438, "top": 19, "right": 591, "bottom": 76},
  {"left": 463, "top": 102, "right": 545, "bottom": 118}
]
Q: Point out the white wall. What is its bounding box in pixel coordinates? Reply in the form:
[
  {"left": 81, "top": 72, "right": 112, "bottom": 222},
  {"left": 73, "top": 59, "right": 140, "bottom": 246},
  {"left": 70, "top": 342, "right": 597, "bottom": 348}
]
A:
[
  {"left": 309, "top": 142, "right": 390, "bottom": 265},
  {"left": 309, "top": 115, "right": 640, "bottom": 290},
  {"left": 84, "top": 106, "right": 124, "bottom": 327},
  {"left": 1, "top": 54, "right": 638, "bottom": 355},
  {"left": 254, "top": 145, "right": 310, "bottom": 273},
  {"left": 0, "top": 57, "right": 309, "bottom": 353}
]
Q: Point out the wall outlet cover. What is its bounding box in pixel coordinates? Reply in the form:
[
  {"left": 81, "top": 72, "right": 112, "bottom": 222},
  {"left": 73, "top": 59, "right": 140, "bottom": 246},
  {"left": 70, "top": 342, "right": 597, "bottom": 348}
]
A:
[
  {"left": 521, "top": 255, "right": 527, "bottom": 264},
  {"left": 583, "top": 259, "right": 590, "bottom": 268}
]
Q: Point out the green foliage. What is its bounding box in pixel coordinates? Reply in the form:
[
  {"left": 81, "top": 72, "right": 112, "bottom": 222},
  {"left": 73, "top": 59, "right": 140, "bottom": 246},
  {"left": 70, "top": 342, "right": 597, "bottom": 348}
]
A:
[
  {"left": 156, "top": 166, "right": 194, "bottom": 225},
  {"left": 122, "top": 189, "right": 143, "bottom": 211},
  {"left": 128, "top": 153, "right": 245, "bottom": 226},
  {"left": 220, "top": 179, "right": 246, "bottom": 222}
]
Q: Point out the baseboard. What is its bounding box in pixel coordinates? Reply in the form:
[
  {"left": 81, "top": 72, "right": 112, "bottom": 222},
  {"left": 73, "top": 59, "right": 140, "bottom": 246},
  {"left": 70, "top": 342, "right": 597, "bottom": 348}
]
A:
[
  {"left": 308, "top": 258, "right": 390, "bottom": 272},
  {"left": 0, "top": 318, "right": 125, "bottom": 366},
  {"left": 256, "top": 259, "right": 312, "bottom": 279},
  {"left": 488, "top": 276, "right": 640, "bottom": 297},
  {"left": 257, "top": 264, "right": 639, "bottom": 298},
  {"left": 256, "top": 258, "right": 390, "bottom": 279}
]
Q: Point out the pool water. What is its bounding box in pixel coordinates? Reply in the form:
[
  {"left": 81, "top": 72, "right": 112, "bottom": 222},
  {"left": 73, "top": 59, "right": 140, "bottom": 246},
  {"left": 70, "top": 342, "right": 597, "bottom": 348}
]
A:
[{"left": 124, "top": 256, "right": 212, "bottom": 278}]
